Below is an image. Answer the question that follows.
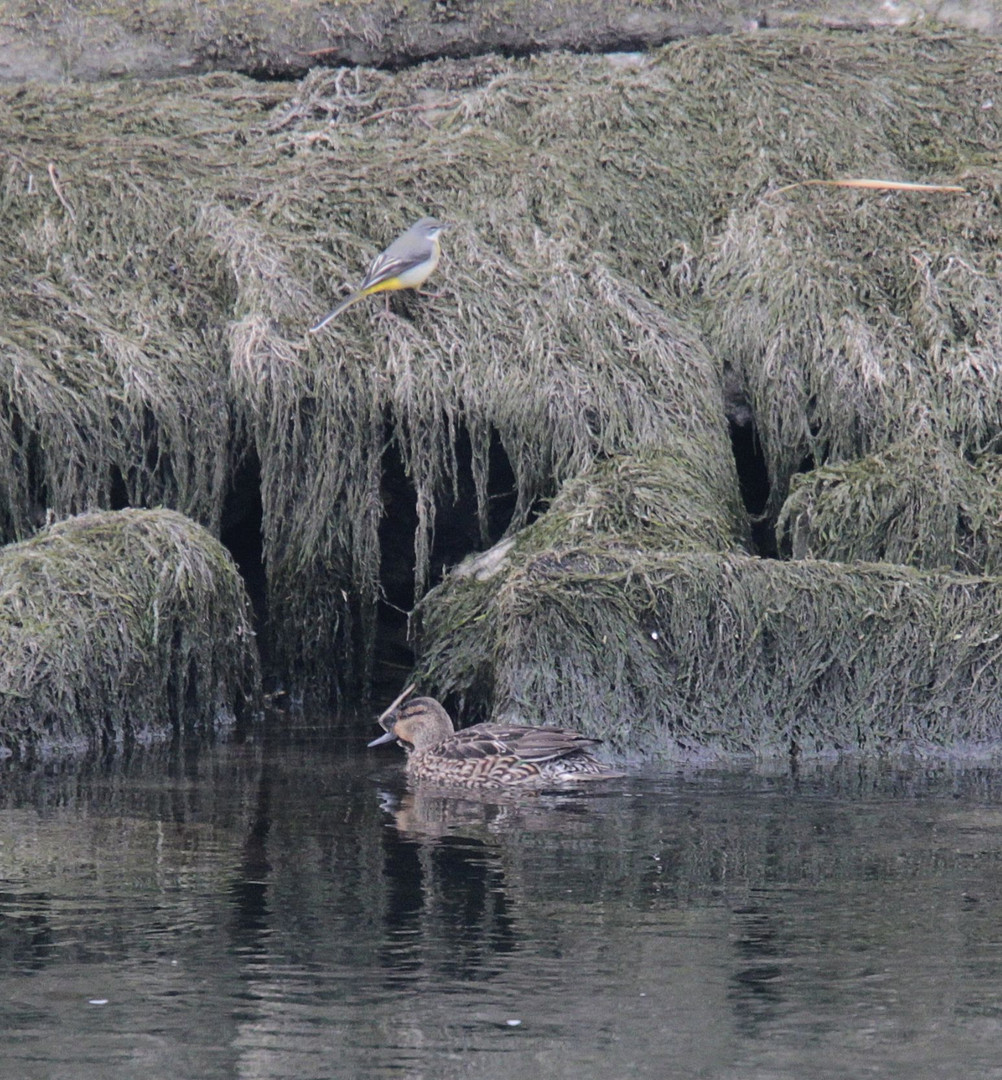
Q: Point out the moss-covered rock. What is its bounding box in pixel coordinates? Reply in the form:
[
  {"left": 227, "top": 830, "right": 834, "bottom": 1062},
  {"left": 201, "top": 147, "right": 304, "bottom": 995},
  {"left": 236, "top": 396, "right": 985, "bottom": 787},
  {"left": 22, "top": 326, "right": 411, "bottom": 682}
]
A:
[
  {"left": 0, "top": 508, "right": 260, "bottom": 759},
  {"left": 777, "top": 440, "right": 1002, "bottom": 574},
  {"left": 703, "top": 174, "right": 1002, "bottom": 513},
  {"left": 421, "top": 543, "right": 1002, "bottom": 760}
]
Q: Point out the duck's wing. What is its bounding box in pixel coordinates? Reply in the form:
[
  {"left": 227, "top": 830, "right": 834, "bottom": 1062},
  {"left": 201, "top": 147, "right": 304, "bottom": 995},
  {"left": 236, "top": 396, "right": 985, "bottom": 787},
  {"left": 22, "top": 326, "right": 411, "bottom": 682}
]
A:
[{"left": 447, "top": 724, "right": 602, "bottom": 764}]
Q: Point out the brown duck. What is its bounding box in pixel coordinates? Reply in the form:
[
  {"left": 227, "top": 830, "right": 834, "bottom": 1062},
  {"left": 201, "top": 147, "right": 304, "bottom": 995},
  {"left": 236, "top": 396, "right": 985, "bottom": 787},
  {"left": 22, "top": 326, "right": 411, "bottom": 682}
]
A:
[{"left": 368, "top": 688, "right": 624, "bottom": 789}]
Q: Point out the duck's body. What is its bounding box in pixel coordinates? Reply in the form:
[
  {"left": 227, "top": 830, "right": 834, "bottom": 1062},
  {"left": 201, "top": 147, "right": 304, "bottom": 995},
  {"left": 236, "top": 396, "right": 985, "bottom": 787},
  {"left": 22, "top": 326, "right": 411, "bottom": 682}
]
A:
[{"left": 368, "top": 696, "right": 623, "bottom": 789}]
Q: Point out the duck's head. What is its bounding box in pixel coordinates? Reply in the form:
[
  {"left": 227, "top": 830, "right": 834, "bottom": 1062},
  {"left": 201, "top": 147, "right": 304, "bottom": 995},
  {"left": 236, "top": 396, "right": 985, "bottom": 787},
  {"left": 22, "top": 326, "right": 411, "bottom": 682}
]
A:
[{"left": 368, "top": 697, "right": 455, "bottom": 751}]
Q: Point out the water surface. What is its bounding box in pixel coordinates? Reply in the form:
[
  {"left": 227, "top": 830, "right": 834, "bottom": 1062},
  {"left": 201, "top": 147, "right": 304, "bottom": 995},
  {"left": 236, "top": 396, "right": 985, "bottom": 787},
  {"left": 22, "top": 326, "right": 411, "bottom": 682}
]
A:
[{"left": 2, "top": 728, "right": 1002, "bottom": 1079}]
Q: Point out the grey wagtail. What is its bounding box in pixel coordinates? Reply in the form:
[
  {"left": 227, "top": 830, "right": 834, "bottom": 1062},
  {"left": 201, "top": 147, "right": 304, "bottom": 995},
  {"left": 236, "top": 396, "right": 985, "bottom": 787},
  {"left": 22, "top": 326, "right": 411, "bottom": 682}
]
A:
[{"left": 309, "top": 216, "right": 447, "bottom": 332}]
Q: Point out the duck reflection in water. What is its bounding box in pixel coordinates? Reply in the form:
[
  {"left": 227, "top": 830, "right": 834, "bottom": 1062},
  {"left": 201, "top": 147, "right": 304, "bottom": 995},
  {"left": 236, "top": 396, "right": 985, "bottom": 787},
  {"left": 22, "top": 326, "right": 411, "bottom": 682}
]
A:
[{"left": 368, "top": 685, "right": 625, "bottom": 791}]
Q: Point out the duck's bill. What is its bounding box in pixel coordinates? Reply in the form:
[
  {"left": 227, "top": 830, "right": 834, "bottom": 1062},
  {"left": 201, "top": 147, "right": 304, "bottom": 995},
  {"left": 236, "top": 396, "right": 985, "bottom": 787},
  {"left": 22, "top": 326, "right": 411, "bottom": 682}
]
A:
[{"left": 368, "top": 730, "right": 398, "bottom": 747}]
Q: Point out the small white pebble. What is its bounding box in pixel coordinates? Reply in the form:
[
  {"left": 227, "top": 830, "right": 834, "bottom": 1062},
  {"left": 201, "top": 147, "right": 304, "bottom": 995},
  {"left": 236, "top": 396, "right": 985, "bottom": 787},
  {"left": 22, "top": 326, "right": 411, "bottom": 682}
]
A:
[
  {"left": 650, "top": 631, "right": 659, "bottom": 640},
  {"left": 88, "top": 999, "right": 109, "bottom": 1006},
  {"left": 506, "top": 1019, "right": 522, "bottom": 1027}
]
